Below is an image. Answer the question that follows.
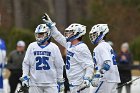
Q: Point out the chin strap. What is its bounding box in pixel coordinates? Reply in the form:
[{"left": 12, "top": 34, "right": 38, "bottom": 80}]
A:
[{"left": 92, "top": 34, "right": 104, "bottom": 44}]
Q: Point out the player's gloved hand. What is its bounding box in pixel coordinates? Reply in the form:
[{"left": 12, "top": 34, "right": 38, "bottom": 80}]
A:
[
  {"left": 42, "top": 13, "right": 56, "bottom": 29},
  {"left": 18, "top": 84, "right": 29, "bottom": 93},
  {"left": 57, "top": 78, "right": 65, "bottom": 92},
  {"left": 78, "top": 77, "right": 91, "bottom": 92},
  {"left": 91, "top": 71, "right": 103, "bottom": 87},
  {"left": 20, "top": 76, "right": 30, "bottom": 87}
]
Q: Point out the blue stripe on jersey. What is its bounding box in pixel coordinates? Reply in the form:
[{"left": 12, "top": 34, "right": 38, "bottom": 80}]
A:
[
  {"left": 67, "top": 50, "right": 74, "bottom": 57},
  {"left": 0, "top": 63, "right": 3, "bottom": 89},
  {"left": 0, "top": 63, "right": 5, "bottom": 69},
  {"left": 0, "top": 64, "right": 2, "bottom": 68},
  {"left": 93, "top": 52, "right": 97, "bottom": 65},
  {"left": 93, "top": 57, "right": 97, "bottom": 64},
  {"left": 0, "top": 75, "right": 3, "bottom": 89},
  {"left": 0, "top": 39, "right": 6, "bottom": 50},
  {"left": 0, "top": 39, "right": 6, "bottom": 89}
]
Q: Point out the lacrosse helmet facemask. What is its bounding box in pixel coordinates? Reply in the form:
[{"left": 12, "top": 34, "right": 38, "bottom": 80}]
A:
[
  {"left": 35, "top": 24, "right": 51, "bottom": 45},
  {"left": 89, "top": 24, "right": 109, "bottom": 44}
]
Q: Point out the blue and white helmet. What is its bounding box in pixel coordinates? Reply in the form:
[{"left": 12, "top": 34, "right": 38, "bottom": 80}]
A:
[
  {"left": 65, "top": 23, "right": 86, "bottom": 42},
  {"left": 35, "top": 24, "right": 51, "bottom": 45},
  {"left": 89, "top": 24, "right": 109, "bottom": 44}
]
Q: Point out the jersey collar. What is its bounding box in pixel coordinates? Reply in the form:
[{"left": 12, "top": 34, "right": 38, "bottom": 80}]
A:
[
  {"left": 70, "top": 41, "right": 83, "bottom": 48},
  {"left": 37, "top": 42, "right": 50, "bottom": 48}
]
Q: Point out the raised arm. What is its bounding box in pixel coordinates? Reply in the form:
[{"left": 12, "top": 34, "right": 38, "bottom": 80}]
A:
[
  {"left": 51, "top": 26, "right": 67, "bottom": 48},
  {"left": 42, "top": 13, "right": 67, "bottom": 48}
]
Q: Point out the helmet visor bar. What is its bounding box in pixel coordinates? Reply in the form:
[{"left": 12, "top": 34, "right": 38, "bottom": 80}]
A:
[
  {"left": 64, "top": 30, "right": 74, "bottom": 38},
  {"left": 89, "top": 32, "right": 98, "bottom": 42},
  {"left": 35, "top": 32, "right": 48, "bottom": 42}
]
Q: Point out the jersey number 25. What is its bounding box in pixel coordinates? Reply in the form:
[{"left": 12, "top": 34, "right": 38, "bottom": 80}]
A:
[{"left": 36, "top": 56, "right": 50, "bottom": 70}]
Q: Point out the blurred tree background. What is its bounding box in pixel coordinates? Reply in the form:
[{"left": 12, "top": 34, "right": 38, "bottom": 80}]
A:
[{"left": 0, "top": 0, "right": 140, "bottom": 61}]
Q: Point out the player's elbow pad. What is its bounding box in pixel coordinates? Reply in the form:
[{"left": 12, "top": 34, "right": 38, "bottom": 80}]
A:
[{"left": 102, "top": 60, "right": 111, "bottom": 71}]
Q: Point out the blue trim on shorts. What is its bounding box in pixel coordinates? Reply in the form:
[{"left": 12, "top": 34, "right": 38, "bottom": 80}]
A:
[{"left": 94, "top": 81, "right": 104, "bottom": 93}]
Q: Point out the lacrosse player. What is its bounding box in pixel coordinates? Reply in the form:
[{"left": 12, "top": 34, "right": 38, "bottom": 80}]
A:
[
  {"left": 21, "top": 24, "right": 64, "bottom": 93},
  {"left": 89, "top": 24, "right": 120, "bottom": 93},
  {"left": 0, "top": 38, "right": 6, "bottom": 92},
  {"left": 42, "top": 14, "right": 94, "bottom": 93}
]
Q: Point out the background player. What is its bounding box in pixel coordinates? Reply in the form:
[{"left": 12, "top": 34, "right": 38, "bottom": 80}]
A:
[
  {"left": 0, "top": 38, "right": 6, "bottom": 92},
  {"left": 20, "top": 24, "right": 64, "bottom": 93},
  {"left": 42, "top": 14, "right": 94, "bottom": 93},
  {"left": 89, "top": 24, "right": 120, "bottom": 93},
  {"left": 6, "top": 40, "right": 26, "bottom": 93}
]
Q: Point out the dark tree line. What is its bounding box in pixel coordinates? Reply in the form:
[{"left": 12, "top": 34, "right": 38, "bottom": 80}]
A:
[{"left": 0, "top": 0, "right": 140, "bottom": 57}]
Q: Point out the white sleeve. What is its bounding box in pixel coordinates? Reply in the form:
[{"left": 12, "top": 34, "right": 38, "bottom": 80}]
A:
[
  {"left": 51, "top": 26, "right": 67, "bottom": 48},
  {"left": 53, "top": 45, "right": 64, "bottom": 79},
  {"left": 22, "top": 45, "right": 31, "bottom": 77},
  {"left": 75, "top": 46, "right": 94, "bottom": 78},
  {"left": 99, "top": 46, "right": 111, "bottom": 61}
]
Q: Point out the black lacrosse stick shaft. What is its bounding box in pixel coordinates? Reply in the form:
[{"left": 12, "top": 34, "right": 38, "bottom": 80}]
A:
[
  {"left": 17, "top": 85, "right": 29, "bottom": 93},
  {"left": 117, "top": 76, "right": 140, "bottom": 89}
]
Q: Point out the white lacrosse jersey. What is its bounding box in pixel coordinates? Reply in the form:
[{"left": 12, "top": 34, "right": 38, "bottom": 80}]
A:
[
  {"left": 22, "top": 42, "right": 64, "bottom": 86},
  {"left": 51, "top": 26, "right": 94, "bottom": 85},
  {"left": 93, "top": 41, "right": 120, "bottom": 83}
]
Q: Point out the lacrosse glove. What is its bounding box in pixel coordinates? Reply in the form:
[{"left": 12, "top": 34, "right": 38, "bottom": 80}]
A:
[
  {"left": 42, "top": 13, "right": 56, "bottom": 29},
  {"left": 91, "top": 71, "right": 103, "bottom": 87},
  {"left": 78, "top": 77, "right": 91, "bottom": 92},
  {"left": 20, "top": 76, "right": 30, "bottom": 87}
]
